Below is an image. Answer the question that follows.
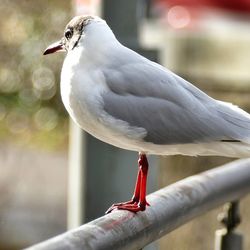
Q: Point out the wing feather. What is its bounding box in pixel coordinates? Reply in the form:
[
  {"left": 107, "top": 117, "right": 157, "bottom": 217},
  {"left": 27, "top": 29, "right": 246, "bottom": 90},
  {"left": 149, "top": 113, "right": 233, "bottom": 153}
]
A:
[{"left": 102, "top": 48, "right": 250, "bottom": 145}]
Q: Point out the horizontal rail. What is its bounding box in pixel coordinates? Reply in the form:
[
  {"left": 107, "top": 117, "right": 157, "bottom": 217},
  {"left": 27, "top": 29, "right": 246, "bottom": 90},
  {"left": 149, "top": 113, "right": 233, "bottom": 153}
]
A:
[{"left": 26, "top": 158, "right": 250, "bottom": 250}]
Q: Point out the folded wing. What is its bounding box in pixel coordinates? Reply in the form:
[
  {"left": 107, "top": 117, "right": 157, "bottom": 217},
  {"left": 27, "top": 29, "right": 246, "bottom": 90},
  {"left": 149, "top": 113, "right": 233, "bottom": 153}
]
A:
[{"left": 102, "top": 49, "right": 250, "bottom": 145}]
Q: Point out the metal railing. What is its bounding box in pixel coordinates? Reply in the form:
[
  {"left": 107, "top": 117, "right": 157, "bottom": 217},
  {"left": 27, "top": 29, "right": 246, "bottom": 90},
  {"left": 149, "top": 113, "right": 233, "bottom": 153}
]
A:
[{"left": 26, "top": 158, "right": 250, "bottom": 250}]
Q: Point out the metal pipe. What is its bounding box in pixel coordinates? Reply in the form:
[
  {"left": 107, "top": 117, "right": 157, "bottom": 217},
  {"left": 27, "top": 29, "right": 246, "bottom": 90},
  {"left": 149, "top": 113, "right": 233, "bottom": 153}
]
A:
[{"left": 26, "top": 159, "right": 250, "bottom": 250}]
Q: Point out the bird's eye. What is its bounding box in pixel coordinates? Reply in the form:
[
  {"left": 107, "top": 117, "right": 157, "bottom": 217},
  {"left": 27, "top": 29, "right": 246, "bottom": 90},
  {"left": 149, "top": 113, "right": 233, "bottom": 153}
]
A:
[{"left": 65, "top": 29, "right": 73, "bottom": 40}]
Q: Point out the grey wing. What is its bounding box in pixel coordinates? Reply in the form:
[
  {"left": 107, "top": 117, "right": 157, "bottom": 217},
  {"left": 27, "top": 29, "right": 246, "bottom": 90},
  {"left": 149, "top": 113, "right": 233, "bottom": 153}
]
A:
[{"left": 102, "top": 52, "right": 250, "bottom": 145}]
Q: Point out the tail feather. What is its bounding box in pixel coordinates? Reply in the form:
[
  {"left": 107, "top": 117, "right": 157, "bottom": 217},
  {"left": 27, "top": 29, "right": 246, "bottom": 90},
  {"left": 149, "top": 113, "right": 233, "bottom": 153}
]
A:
[
  {"left": 198, "top": 141, "right": 250, "bottom": 158},
  {"left": 216, "top": 100, "right": 250, "bottom": 144}
]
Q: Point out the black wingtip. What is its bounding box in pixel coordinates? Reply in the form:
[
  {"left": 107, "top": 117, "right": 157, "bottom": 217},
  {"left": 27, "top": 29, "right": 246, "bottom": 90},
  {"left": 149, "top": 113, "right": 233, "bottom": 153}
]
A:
[{"left": 220, "top": 139, "right": 241, "bottom": 142}]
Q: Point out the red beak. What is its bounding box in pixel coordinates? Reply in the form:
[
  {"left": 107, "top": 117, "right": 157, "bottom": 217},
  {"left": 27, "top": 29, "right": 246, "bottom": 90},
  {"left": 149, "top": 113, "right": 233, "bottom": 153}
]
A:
[{"left": 43, "top": 40, "right": 65, "bottom": 55}]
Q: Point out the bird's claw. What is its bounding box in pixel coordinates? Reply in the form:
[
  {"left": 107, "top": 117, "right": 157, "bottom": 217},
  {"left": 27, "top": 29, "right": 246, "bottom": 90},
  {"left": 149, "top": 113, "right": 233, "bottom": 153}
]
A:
[{"left": 105, "top": 200, "right": 149, "bottom": 214}]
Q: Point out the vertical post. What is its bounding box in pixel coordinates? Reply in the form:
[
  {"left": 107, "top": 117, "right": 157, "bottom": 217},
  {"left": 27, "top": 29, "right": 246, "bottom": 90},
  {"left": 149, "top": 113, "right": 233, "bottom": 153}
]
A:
[
  {"left": 67, "top": 121, "right": 86, "bottom": 228},
  {"left": 214, "top": 201, "right": 243, "bottom": 250},
  {"left": 68, "top": 0, "right": 102, "bottom": 229},
  {"left": 102, "top": 0, "right": 158, "bottom": 59}
]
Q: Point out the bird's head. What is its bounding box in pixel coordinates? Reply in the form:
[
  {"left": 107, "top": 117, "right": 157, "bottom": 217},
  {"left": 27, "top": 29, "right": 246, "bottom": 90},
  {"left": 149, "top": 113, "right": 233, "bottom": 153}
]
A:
[{"left": 43, "top": 15, "right": 108, "bottom": 55}]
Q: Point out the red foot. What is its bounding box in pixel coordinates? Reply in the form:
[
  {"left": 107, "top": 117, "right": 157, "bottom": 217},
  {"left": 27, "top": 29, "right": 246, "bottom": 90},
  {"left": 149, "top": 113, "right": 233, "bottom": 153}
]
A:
[
  {"left": 106, "top": 153, "right": 149, "bottom": 213},
  {"left": 106, "top": 199, "right": 150, "bottom": 213}
]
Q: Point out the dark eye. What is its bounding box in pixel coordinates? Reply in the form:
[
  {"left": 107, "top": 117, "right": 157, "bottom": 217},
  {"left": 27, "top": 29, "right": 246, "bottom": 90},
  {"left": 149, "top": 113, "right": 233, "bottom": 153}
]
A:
[{"left": 65, "top": 29, "right": 73, "bottom": 40}]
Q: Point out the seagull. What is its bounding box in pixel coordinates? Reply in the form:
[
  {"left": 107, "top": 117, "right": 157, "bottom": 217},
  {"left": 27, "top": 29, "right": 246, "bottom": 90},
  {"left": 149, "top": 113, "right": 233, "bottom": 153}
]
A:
[{"left": 44, "top": 15, "right": 250, "bottom": 213}]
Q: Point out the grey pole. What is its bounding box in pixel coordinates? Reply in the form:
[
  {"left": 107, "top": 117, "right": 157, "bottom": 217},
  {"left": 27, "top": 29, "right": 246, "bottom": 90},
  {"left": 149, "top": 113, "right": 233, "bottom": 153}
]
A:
[{"left": 27, "top": 158, "right": 250, "bottom": 250}]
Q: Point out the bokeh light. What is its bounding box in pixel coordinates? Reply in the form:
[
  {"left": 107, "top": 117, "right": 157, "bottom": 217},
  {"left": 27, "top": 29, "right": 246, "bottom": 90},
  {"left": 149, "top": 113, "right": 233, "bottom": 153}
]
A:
[
  {"left": 167, "top": 6, "right": 191, "bottom": 29},
  {"left": 19, "top": 88, "right": 40, "bottom": 108},
  {"left": 32, "top": 67, "right": 56, "bottom": 100},
  {"left": 6, "top": 108, "right": 29, "bottom": 134},
  {"left": 1, "top": 14, "right": 28, "bottom": 45},
  {"left": 0, "top": 68, "right": 21, "bottom": 93},
  {"left": 34, "top": 107, "right": 58, "bottom": 131}
]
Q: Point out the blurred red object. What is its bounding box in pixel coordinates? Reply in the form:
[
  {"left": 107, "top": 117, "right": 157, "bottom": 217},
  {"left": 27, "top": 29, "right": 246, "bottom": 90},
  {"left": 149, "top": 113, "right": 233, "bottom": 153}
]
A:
[
  {"left": 156, "top": 0, "right": 250, "bottom": 13},
  {"left": 155, "top": 0, "right": 250, "bottom": 29}
]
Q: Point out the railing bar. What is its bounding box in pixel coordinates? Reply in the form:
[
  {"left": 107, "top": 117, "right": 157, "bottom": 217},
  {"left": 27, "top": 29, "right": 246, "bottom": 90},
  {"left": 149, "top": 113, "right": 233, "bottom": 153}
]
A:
[{"left": 26, "top": 158, "right": 250, "bottom": 250}]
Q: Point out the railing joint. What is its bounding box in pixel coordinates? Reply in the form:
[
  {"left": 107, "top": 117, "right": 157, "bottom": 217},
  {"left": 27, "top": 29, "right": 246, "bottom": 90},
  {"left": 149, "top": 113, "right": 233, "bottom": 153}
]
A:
[
  {"left": 218, "top": 200, "right": 241, "bottom": 233},
  {"left": 215, "top": 200, "right": 243, "bottom": 250}
]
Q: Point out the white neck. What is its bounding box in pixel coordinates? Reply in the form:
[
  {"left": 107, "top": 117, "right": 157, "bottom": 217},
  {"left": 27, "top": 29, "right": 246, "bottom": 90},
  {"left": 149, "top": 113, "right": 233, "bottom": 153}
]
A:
[
  {"left": 63, "top": 20, "right": 122, "bottom": 71},
  {"left": 78, "top": 21, "right": 119, "bottom": 61}
]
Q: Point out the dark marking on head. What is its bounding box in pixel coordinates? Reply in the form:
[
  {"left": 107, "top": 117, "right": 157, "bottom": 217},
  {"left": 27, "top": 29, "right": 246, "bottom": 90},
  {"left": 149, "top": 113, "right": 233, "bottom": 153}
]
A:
[
  {"left": 66, "top": 15, "right": 94, "bottom": 34},
  {"left": 43, "top": 15, "right": 96, "bottom": 55},
  {"left": 63, "top": 15, "right": 95, "bottom": 51}
]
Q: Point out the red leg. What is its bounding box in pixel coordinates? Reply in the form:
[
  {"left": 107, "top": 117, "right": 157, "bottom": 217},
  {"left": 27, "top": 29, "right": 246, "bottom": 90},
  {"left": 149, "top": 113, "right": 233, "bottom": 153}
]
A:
[
  {"left": 106, "top": 153, "right": 150, "bottom": 213},
  {"left": 106, "top": 165, "right": 142, "bottom": 214}
]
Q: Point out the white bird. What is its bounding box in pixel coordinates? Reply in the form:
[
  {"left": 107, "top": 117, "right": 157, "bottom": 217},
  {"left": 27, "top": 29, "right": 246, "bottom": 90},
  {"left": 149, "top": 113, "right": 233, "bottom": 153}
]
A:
[{"left": 44, "top": 15, "right": 250, "bottom": 213}]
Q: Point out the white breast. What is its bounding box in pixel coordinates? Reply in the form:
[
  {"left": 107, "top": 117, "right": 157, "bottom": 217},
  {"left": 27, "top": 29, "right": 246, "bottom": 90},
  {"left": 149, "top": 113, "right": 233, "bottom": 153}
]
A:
[
  {"left": 60, "top": 48, "right": 106, "bottom": 131},
  {"left": 60, "top": 48, "right": 147, "bottom": 151}
]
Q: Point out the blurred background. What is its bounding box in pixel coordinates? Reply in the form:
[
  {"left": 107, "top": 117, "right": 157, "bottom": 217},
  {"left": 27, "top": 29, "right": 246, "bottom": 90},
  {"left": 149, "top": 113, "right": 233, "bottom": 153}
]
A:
[
  {"left": 1, "top": 0, "right": 250, "bottom": 249},
  {"left": 0, "top": 1, "right": 71, "bottom": 249}
]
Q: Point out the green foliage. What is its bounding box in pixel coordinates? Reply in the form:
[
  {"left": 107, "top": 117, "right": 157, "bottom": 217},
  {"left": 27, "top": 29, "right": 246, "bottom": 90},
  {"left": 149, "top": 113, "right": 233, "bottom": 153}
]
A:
[{"left": 0, "top": 0, "right": 72, "bottom": 150}]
